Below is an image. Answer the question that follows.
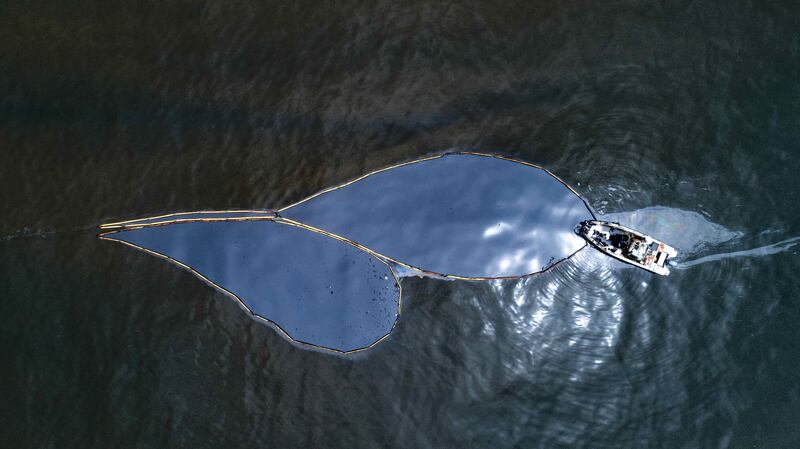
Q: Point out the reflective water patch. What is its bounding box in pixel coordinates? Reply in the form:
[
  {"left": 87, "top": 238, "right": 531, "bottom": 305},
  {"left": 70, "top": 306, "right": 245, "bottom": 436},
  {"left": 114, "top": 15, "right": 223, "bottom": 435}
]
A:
[
  {"left": 100, "top": 219, "right": 400, "bottom": 353},
  {"left": 281, "top": 153, "right": 593, "bottom": 279},
  {"left": 99, "top": 152, "right": 594, "bottom": 352}
]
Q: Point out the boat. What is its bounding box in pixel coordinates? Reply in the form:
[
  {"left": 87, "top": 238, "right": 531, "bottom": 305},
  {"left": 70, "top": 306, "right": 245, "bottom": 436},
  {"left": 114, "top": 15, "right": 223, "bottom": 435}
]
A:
[{"left": 576, "top": 220, "right": 678, "bottom": 275}]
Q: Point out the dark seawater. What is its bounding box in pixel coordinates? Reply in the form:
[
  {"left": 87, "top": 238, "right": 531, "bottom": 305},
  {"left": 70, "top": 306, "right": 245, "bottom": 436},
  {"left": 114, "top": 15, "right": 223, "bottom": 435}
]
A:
[{"left": 2, "top": 1, "right": 799, "bottom": 448}]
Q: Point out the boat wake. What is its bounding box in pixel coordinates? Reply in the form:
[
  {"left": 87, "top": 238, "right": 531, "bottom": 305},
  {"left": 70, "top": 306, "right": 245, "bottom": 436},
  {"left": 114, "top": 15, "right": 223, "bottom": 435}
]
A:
[
  {"left": 601, "top": 206, "right": 742, "bottom": 257},
  {"left": 600, "top": 206, "right": 798, "bottom": 270},
  {"left": 676, "top": 235, "right": 800, "bottom": 269}
]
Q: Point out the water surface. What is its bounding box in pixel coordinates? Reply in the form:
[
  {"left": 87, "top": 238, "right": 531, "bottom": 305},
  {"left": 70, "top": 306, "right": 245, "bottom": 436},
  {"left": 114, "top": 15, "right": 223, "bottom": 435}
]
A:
[{"left": 2, "top": 1, "right": 800, "bottom": 448}]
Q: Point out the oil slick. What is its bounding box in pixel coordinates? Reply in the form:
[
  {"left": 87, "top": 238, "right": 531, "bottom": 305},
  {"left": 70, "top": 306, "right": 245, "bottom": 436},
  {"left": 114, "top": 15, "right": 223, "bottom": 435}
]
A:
[
  {"left": 281, "top": 153, "right": 594, "bottom": 279},
  {"left": 100, "top": 219, "right": 400, "bottom": 353},
  {"left": 99, "top": 152, "right": 595, "bottom": 353}
]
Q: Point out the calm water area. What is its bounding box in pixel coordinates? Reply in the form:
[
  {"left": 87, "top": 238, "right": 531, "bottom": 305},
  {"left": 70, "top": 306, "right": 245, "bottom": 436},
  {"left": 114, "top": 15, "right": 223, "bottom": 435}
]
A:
[{"left": 2, "top": 1, "right": 799, "bottom": 447}]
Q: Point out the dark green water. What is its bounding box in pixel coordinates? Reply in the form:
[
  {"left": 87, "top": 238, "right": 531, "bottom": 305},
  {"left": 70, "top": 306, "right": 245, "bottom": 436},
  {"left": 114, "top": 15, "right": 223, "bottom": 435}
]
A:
[{"left": 2, "top": 1, "right": 800, "bottom": 447}]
